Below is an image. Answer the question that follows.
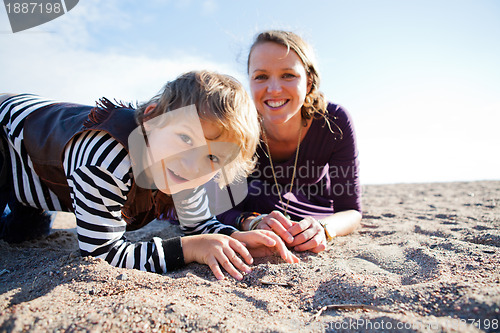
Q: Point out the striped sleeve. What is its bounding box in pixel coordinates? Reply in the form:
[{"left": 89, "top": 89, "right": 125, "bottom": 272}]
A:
[
  {"left": 174, "top": 186, "right": 238, "bottom": 236},
  {"left": 65, "top": 130, "right": 184, "bottom": 273}
]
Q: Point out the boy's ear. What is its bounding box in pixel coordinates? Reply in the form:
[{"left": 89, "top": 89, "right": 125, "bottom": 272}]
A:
[
  {"left": 142, "top": 103, "right": 158, "bottom": 131},
  {"left": 144, "top": 103, "right": 157, "bottom": 116}
]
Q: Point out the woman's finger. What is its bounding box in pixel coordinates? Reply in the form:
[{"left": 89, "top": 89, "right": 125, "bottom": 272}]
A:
[
  {"left": 294, "top": 233, "right": 326, "bottom": 252},
  {"left": 309, "top": 242, "right": 327, "bottom": 253},
  {"left": 259, "top": 222, "right": 273, "bottom": 232},
  {"left": 287, "top": 218, "right": 313, "bottom": 237},
  {"left": 264, "top": 217, "right": 294, "bottom": 243},
  {"left": 288, "top": 228, "right": 317, "bottom": 247},
  {"left": 268, "top": 210, "right": 294, "bottom": 229}
]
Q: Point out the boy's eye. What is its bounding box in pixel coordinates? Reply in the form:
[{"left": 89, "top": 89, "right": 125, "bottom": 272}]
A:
[
  {"left": 178, "top": 134, "right": 192, "bottom": 145},
  {"left": 208, "top": 154, "right": 220, "bottom": 164}
]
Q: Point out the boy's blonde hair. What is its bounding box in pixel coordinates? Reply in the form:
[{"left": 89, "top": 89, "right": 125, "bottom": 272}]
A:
[{"left": 136, "top": 70, "right": 259, "bottom": 186}]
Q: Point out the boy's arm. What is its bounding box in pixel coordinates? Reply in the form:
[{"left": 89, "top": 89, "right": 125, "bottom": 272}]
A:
[
  {"left": 64, "top": 128, "right": 187, "bottom": 273},
  {"left": 70, "top": 164, "right": 185, "bottom": 272},
  {"left": 175, "top": 186, "right": 238, "bottom": 236}
]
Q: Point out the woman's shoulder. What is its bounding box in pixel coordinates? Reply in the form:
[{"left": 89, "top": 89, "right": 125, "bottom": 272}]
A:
[{"left": 325, "top": 102, "right": 353, "bottom": 123}]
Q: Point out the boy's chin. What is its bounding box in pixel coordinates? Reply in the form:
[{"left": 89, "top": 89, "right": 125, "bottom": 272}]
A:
[
  {"left": 158, "top": 183, "right": 195, "bottom": 195},
  {"left": 157, "top": 173, "right": 218, "bottom": 195},
  {"left": 158, "top": 187, "right": 181, "bottom": 195}
]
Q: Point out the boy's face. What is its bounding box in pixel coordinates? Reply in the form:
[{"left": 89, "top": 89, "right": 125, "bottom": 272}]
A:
[{"left": 144, "top": 105, "right": 238, "bottom": 194}]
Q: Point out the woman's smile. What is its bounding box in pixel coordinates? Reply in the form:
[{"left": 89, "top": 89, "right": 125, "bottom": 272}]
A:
[{"left": 265, "top": 99, "right": 289, "bottom": 109}]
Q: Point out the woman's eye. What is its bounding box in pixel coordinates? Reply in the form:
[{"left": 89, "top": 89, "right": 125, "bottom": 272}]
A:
[
  {"left": 208, "top": 154, "right": 220, "bottom": 164},
  {"left": 283, "top": 73, "right": 296, "bottom": 79},
  {"left": 178, "top": 134, "right": 192, "bottom": 145},
  {"left": 253, "top": 74, "right": 268, "bottom": 81}
]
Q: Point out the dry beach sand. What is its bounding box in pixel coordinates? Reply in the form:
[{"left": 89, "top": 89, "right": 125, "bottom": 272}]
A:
[{"left": 0, "top": 181, "right": 499, "bottom": 332}]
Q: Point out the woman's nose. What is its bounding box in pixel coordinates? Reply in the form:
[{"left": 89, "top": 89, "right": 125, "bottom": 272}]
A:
[{"left": 266, "top": 78, "right": 282, "bottom": 94}]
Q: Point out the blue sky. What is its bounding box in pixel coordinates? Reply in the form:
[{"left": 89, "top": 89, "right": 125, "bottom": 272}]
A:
[{"left": 1, "top": 0, "right": 499, "bottom": 184}]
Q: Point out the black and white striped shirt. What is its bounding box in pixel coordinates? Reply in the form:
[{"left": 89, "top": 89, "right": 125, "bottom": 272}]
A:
[{"left": 0, "top": 94, "right": 237, "bottom": 273}]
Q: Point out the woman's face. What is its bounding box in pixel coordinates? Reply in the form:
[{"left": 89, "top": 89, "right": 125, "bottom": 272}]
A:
[
  {"left": 248, "top": 42, "right": 311, "bottom": 126},
  {"left": 144, "top": 105, "right": 237, "bottom": 194}
]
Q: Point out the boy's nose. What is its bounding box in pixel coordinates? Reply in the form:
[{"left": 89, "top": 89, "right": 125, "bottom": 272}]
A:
[
  {"left": 180, "top": 158, "right": 199, "bottom": 176},
  {"left": 180, "top": 150, "right": 204, "bottom": 177}
]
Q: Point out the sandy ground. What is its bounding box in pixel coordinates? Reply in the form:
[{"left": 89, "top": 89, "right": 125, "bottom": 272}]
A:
[{"left": 0, "top": 181, "right": 499, "bottom": 332}]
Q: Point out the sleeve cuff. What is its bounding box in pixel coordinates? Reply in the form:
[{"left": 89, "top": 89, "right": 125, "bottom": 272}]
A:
[
  {"left": 219, "top": 225, "right": 239, "bottom": 236},
  {"left": 162, "top": 236, "right": 185, "bottom": 271}
]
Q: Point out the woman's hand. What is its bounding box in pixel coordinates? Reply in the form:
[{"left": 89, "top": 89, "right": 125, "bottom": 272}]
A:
[
  {"left": 245, "top": 211, "right": 295, "bottom": 243},
  {"left": 181, "top": 234, "right": 253, "bottom": 281},
  {"left": 246, "top": 211, "right": 327, "bottom": 253},
  {"left": 231, "top": 230, "right": 300, "bottom": 264},
  {"left": 287, "top": 216, "right": 327, "bottom": 253}
]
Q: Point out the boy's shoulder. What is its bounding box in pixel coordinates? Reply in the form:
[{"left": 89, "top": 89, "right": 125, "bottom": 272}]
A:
[{"left": 0, "top": 93, "right": 18, "bottom": 107}]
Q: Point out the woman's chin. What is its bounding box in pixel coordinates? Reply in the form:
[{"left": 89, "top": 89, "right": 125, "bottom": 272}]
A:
[{"left": 261, "top": 112, "right": 299, "bottom": 126}]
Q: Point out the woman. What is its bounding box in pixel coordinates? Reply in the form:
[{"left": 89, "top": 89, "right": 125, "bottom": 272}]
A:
[
  {"left": 218, "top": 31, "right": 362, "bottom": 253},
  {"left": 0, "top": 71, "right": 298, "bottom": 281}
]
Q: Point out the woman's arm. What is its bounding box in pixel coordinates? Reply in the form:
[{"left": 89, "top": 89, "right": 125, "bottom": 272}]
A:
[
  {"left": 286, "top": 209, "right": 362, "bottom": 252},
  {"left": 318, "top": 209, "right": 362, "bottom": 237}
]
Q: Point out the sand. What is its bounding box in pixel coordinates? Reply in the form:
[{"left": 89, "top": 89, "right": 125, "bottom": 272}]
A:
[{"left": 0, "top": 181, "right": 499, "bottom": 332}]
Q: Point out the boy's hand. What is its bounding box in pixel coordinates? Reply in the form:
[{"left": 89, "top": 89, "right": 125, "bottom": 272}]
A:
[
  {"left": 231, "top": 230, "right": 300, "bottom": 264},
  {"left": 181, "top": 234, "right": 253, "bottom": 281}
]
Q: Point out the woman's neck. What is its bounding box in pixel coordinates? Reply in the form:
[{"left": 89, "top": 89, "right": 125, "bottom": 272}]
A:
[
  {"left": 262, "top": 113, "right": 305, "bottom": 144},
  {"left": 262, "top": 113, "right": 312, "bottom": 161}
]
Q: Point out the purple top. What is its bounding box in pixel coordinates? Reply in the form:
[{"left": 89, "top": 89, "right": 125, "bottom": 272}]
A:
[{"left": 217, "top": 102, "right": 361, "bottom": 227}]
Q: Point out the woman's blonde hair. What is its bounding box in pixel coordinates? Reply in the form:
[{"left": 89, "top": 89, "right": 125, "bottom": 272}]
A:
[
  {"left": 136, "top": 70, "right": 259, "bottom": 187},
  {"left": 247, "top": 30, "right": 328, "bottom": 120}
]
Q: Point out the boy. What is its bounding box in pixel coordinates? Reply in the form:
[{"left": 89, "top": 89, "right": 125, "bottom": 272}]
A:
[{"left": 0, "top": 71, "right": 298, "bottom": 280}]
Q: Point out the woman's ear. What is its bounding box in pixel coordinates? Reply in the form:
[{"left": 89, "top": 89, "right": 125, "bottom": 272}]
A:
[
  {"left": 307, "top": 77, "right": 313, "bottom": 94},
  {"left": 142, "top": 103, "right": 158, "bottom": 131}
]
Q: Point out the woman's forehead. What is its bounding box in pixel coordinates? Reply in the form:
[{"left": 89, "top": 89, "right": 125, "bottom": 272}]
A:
[{"left": 249, "top": 42, "right": 304, "bottom": 72}]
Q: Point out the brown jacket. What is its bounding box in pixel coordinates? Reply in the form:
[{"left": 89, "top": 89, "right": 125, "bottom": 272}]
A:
[{"left": 23, "top": 98, "right": 172, "bottom": 230}]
